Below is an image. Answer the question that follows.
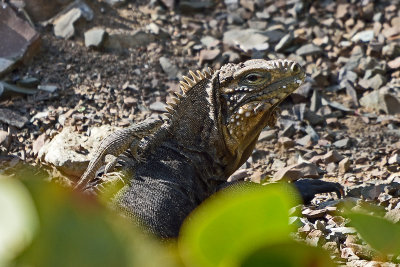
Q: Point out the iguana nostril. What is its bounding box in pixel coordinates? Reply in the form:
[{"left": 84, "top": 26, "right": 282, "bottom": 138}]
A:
[{"left": 291, "top": 62, "right": 301, "bottom": 73}]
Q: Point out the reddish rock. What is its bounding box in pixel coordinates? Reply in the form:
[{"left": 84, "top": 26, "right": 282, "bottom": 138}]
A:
[
  {"left": 336, "top": 4, "right": 349, "bottom": 19},
  {"left": 302, "top": 208, "right": 327, "bottom": 219},
  {"left": 339, "top": 157, "right": 351, "bottom": 173},
  {"left": 296, "top": 162, "right": 320, "bottom": 178},
  {"left": 309, "top": 155, "right": 323, "bottom": 165},
  {"left": 326, "top": 162, "right": 337, "bottom": 173},
  {"left": 28, "top": 0, "right": 73, "bottom": 21},
  {"left": 123, "top": 96, "right": 138, "bottom": 107},
  {"left": 272, "top": 166, "right": 302, "bottom": 182},
  {"left": 278, "top": 137, "right": 295, "bottom": 149},
  {"left": 388, "top": 57, "right": 400, "bottom": 69},
  {"left": 323, "top": 150, "right": 344, "bottom": 164},
  {"left": 199, "top": 49, "right": 220, "bottom": 64},
  {"left": 272, "top": 162, "right": 320, "bottom": 181},
  {"left": 32, "top": 133, "right": 48, "bottom": 156}
]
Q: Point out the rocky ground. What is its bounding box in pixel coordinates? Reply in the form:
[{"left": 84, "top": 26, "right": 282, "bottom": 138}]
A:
[{"left": 1, "top": 0, "right": 400, "bottom": 265}]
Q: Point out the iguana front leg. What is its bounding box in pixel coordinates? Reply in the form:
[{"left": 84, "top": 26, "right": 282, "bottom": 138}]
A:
[
  {"left": 75, "top": 118, "right": 163, "bottom": 190},
  {"left": 102, "top": 138, "right": 145, "bottom": 176},
  {"left": 129, "top": 139, "right": 147, "bottom": 162}
]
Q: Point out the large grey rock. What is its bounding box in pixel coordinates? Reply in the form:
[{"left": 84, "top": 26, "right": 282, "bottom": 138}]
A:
[
  {"left": 359, "top": 90, "right": 400, "bottom": 115},
  {"left": 0, "top": 4, "right": 40, "bottom": 75},
  {"left": 351, "top": 30, "right": 374, "bottom": 42},
  {"left": 159, "top": 57, "right": 179, "bottom": 79},
  {"left": 296, "top": 44, "right": 323, "bottom": 56},
  {"left": 272, "top": 162, "right": 320, "bottom": 182},
  {"left": 53, "top": 8, "right": 82, "bottom": 39},
  {"left": 200, "top": 35, "right": 219, "bottom": 48},
  {"left": 50, "top": 0, "right": 93, "bottom": 39},
  {"left": 223, "top": 28, "right": 269, "bottom": 52},
  {"left": 275, "top": 32, "right": 294, "bottom": 52},
  {"left": 51, "top": 0, "right": 94, "bottom": 39},
  {"left": 84, "top": 28, "right": 106, "bottom": 48},
  {"left": 104, "top": 30, "right": 155, "bottom": 51},
  {"left": 0, "top": 108, "right": 29, "bottom": 128},
  {"left": 38, "top": 126, "right": 117, "bottom": 177},
  {"left": 358, "top": 74, "right": 386, "bottom": 90}
]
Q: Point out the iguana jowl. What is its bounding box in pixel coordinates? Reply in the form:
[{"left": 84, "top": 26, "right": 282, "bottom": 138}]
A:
[{"left": 84, "top": 59, "right": 341, "bottom": 238}]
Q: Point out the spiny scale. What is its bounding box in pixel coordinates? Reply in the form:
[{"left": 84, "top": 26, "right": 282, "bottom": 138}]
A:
[
  {"left": 170, "top": 96, "right": 180, "bottom": 104},
  {"left": 179, "top": 67, "right": 214, "bottom": 94},
  {"left": 165, "top": 67, "right": 214, "bottom": 116}
]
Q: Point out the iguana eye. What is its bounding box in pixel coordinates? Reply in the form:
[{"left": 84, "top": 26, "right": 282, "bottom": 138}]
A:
[
  {"left": 242, "top": 72, "right": 271, "bottom": 85},
  {"left": 245, "top": 74, "right": 262, "bottom": 82}
]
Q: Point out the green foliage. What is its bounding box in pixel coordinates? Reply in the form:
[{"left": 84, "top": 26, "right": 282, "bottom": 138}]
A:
[
  {"left": 17, "top": 181, "right": 131, "bottom": 267},
  {"left": 178, "top": 183, "right": 335, "bottom": 267},
  {"left": 0, "top": 178, "right": 39, "bottom": 266},
  {"left": 1, "top": 169, "right": 177, "bottom": 267},
  {"left": 240, "top": 241, "right": 336, "bottom": 267},
  {"left": 2, "top": 167, "right": 336, "bottom": 267},
  {"left": 345, "top": 210, "right": 400, "bottom": 256}
]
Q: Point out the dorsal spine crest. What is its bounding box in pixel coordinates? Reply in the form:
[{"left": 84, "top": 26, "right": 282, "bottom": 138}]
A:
[{"left": 165, "top": 68, "right": 214, "bottom": 116}]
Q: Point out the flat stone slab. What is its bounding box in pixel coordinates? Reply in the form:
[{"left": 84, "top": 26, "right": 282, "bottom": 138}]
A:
[{"left": 38, "top": 125, "right": 119, "bottom": 178}]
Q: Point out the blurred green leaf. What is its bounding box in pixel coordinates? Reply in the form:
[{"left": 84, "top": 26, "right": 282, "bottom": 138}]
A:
[
  {"left": 17, "top": 183, "right": 130, "bottom": 267},
  {"left": 179, "top": 183, "right": 301, "bottom": 267},
  {"left": 345, "top": 211, "right": 400, "bottom": 256},
  {"left": 0, "top": 177, "right": 39, "bottom": 266},
  {"left": 10, "top": 174, "right": 178, "bottom": 267},
  {"left": 240, "top": 240, "right": 336, "bottom": 267}
]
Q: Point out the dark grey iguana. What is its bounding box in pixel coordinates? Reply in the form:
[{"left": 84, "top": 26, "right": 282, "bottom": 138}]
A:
[{"left": 81, "top": 59, "right": 343, "bottom": 238}]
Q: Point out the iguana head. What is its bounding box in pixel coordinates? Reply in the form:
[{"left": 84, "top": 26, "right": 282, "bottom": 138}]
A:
[
  {"left": 166, "top": 59, "right": 305, "bottom": 177},
  {"left": 217, "top": 59, "right": 305, "bottom": 162}
]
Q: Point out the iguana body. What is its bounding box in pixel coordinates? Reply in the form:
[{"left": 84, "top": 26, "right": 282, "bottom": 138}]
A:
[
  {"left": 75, "top": 118, "right": 163, "bottom": 190},
  {"left": 84, "top": 59, "right": 341, "bottom": 238}
]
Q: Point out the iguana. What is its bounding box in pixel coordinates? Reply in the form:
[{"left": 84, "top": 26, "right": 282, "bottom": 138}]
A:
[{"left": 82, "top": 59, "right": 343, "bottom": 238}]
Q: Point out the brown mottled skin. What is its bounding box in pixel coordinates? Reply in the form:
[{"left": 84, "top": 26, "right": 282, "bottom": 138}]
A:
[{"left": 83, "top": 59, "right": 342, "bottom": 238}]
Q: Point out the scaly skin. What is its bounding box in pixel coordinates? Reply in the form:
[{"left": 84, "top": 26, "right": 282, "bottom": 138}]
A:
[{"left": 75, "top": 118, "right": 163, "bottom": 190}]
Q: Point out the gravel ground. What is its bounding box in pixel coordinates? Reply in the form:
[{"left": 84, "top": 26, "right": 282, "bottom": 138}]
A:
[{"left": 1, "top": 0, "right": 400, "bottom": 265}]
